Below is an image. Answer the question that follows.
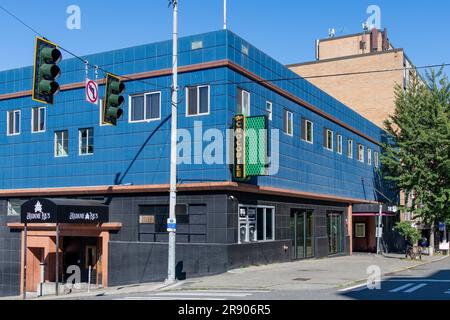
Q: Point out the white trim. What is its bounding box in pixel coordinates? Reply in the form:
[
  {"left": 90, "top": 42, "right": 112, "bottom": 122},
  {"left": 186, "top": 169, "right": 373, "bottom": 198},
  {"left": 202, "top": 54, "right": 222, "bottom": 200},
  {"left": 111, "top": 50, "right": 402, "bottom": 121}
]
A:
[
  {"left": 357, "top": 144, "right": 365, "bottom": 163},
  {"left": 284, "top": 109, "right": 293, "bottom": 136},
  {"left": 367, "top": 148, "right": 372, "bottom": 166},
  {"left": 31, "top": 106, "right": 46, "bottom": 133},
  {"left": 186, "top": 85, "right": 210, "bottom": 117},
  {"left": 374, "top": 152, "right": 380, "bottom": 168},
  {"left": 128, "top": 91, "right": 162, "bottom": 123},
  {"left": 79, "top": 128, "right": 94, "bottom": 156},
  {"left": 303, "top": 119, "right": 314, "bottom": 144},
  {"left": 347, "top": 139, "right": 354, "bottom": 159},
  {"left": 54, "top": 130, "right": 69, "bottom": 158},
  {"left": 6, "top": 110, "right": 21, "bottom": 136}
]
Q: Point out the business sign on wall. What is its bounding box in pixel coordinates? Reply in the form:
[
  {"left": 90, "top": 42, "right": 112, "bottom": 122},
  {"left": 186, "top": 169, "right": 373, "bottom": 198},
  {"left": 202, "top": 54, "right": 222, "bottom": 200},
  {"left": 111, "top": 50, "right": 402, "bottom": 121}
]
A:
[
  {"left": 21, "top": 198, "right": 109, "bottom": 224},
  {"left": 233, "top": 114, "right": 268, "bottom": 181}
]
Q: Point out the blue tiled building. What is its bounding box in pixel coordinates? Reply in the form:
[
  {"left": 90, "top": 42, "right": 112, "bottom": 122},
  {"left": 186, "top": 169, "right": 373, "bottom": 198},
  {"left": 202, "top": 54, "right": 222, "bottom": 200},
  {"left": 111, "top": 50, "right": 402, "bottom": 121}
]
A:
[{"left": 0, "top": 30, "right": 395, "bottom": 297}]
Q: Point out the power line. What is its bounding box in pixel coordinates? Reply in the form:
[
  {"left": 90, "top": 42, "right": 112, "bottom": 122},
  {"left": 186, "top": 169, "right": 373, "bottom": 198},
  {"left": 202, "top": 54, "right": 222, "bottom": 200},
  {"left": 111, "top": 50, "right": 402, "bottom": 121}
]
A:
[
  {"left": 0, "top": 5, "right": 170, "bottom": 91},
  {"left": 1, "top": 5, "right": 449, "bottom": 92}
]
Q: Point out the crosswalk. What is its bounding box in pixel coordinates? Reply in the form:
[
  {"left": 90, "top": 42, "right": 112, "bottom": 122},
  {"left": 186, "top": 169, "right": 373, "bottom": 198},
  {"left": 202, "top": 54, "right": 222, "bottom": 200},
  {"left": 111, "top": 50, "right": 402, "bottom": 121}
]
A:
[{"left": 114, "top": 290, "right": 270, "bottom": 301}]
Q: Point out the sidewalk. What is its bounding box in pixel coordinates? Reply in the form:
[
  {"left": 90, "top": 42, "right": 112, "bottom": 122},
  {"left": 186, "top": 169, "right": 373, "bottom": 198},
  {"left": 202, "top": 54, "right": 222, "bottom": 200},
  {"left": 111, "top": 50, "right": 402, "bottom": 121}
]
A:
[
  {"left": 4, "top": 253, "right": 447, "bottom": 300},
  {"left": 174, "top": 253, "right": 449, "bottom": 292}
]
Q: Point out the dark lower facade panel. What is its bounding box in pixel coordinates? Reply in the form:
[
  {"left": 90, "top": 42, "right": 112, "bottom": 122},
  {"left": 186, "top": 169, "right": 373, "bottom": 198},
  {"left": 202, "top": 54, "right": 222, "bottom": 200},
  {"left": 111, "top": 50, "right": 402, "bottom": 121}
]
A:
[{"left": 0, "top": 191, "right": 352, "bottom": 297}]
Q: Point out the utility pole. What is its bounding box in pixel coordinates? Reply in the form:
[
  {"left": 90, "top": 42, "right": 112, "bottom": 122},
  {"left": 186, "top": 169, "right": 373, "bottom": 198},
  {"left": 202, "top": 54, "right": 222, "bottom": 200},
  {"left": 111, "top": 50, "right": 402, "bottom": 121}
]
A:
[
  {"left": 223, "top": 0, "right": 227, "bottom": 30},
  {"left": 376, "top": 203, "right": 382, "bottom": 255},
  {"left": 166, "top": 0, "right": 178, "bottom": 285}
]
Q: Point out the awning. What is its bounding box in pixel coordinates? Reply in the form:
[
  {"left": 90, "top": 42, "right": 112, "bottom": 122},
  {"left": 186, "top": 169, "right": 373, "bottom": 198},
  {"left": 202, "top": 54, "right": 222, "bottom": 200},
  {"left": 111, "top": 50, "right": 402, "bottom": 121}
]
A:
[
  {"left": 353, "top": 213, "right": 395, "bottom": 217},
  {"left": 21, "top": 198, "right": 109, "bottom": 224}
]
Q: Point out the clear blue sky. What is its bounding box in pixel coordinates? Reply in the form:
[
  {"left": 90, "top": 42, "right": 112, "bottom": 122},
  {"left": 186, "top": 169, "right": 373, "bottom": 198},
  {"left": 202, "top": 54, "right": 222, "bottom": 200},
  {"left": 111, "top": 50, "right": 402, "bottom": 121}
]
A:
[{"left": 0, "top": 0, "right": 449, "bottom": 75}]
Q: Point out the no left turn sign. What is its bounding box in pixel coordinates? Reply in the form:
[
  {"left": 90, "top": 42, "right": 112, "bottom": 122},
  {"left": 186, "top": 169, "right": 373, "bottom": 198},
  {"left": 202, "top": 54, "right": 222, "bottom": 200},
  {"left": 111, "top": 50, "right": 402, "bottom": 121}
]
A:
[{"left": 86, "top": 79, "right": 99, "bottom": 105}]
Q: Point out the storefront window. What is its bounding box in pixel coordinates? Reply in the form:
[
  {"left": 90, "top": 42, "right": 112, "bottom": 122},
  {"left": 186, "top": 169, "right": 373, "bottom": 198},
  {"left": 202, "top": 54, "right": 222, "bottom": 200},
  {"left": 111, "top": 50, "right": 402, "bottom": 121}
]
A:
[{"left": 239, "top": 206, "right": 275, "bottom": 243}]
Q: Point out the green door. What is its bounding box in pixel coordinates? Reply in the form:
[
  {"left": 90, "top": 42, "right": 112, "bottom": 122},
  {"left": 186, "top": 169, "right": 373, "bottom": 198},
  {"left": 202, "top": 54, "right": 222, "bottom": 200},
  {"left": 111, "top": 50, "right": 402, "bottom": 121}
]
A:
[
  {"left": 291, "top": 210, "right": 314, "bottom": 260},
  {"left": 327, "top": 212, "right": 344, "bottom": 255}
]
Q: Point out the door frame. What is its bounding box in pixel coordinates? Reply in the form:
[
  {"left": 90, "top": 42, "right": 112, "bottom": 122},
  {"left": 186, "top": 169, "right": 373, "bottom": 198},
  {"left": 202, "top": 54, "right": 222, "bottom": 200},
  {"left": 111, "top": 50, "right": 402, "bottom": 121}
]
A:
[{"left": 291, "top": 209, "right": 315, "bottom": 260}]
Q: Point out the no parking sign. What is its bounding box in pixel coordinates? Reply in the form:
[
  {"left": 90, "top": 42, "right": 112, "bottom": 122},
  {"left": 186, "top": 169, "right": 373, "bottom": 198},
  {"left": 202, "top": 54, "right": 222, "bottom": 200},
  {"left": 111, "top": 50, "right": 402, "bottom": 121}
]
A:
[{"left": 85, "top": 79, "right": 99, "bottom": 105}]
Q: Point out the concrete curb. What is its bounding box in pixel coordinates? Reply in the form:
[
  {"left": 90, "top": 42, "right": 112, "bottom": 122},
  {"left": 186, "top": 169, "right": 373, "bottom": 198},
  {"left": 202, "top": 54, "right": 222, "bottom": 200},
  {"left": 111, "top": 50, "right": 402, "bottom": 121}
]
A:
[{"left": 338, "top": 255, "right": 449, "bottom": 291}]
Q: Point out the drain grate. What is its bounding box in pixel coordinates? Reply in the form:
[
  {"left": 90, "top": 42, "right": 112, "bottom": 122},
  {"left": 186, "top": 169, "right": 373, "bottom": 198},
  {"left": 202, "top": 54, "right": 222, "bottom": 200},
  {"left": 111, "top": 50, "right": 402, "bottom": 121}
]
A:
[{"left": 293, "top": 278, "right": 311, "bottom": 281}]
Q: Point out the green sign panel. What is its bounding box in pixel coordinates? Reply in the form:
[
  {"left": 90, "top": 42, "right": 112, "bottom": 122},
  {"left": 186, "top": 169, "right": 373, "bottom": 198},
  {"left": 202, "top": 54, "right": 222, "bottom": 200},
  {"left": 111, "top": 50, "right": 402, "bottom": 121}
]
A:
[{"left": 233, "top": 115, "right": 268, "bottom": 180}]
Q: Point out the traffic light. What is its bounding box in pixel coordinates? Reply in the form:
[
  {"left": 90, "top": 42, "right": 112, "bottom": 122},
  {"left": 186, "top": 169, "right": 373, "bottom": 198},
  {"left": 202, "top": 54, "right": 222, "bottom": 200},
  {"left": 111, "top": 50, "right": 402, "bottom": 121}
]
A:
[
  {"left": 102, "top": 73, "right": 125, "bottom": 126},
  {"left": 32, "top": 37, "right": 62, "bottom": 105}
]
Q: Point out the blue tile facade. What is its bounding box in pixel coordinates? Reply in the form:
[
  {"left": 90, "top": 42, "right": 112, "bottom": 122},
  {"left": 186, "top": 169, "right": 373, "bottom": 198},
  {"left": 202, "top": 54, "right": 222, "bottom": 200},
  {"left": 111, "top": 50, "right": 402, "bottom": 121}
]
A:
[{"left": 0, "top": 30, "right": 387, "bottom": 202}]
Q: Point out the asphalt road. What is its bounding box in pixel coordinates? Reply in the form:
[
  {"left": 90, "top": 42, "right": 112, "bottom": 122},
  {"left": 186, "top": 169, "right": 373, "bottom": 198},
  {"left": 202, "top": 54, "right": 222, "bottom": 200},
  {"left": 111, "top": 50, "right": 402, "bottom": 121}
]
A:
[{"left": 73, "top": 256, "right": 450, "bottom": 301}]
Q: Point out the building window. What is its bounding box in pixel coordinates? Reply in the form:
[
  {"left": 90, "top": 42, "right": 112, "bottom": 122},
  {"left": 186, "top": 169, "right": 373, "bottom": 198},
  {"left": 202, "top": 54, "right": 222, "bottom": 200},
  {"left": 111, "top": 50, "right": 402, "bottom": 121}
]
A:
[
  {"left": 7, "top": 199, "right": 25, "bottom": 216},
  {"left": 368, "top": 148, "right": 372, "bottom": 166},
  {"left": 32, "top": 107, "right": 46, "bottom": 133},
  {"left": 241, "top": 44, "right": 249, "bottom": 56},
  {"left": 237, "top": 88, "right": 250, "bottom": 116},
  {"left": 301, "top": 118, "right": 314, "bottom": 144},
  {"left": 187, "top": 85, "right": 210, "bottom": 116},
  {"left": 266, "top": 101, "right": 273, "bottom": 121},
  {"left": 191, "top": 40, "right": 203, "bottom": 50},
  {"left": 239, "top": 206, "right": 275, "bottom": 243},
  {"left": 284, "top": 109, "right": 293, "bottom": 136},
  {"left": 374, "top": 152, "right": 380, "bottom": 168},
  {"left": 336, "top": 134, "right": 343, "bottom": 154},
  {"left": 347, "top": 139, "right": 354, "bottom": 158},
  {"left": 355, "top": 223, "right": 366, "bottom": 238},
  {"left": 54, "top": 130, "right": 69, "bottom": 157},
  {"left": 324, "top": 129, "right": 333, "bottom": 151},
  {"left": 357, "top": 144, "right": 365, "bottom": 162},
  {"left": 130, "top": 92, "right": 161, "bottom": 122},
  {"left": 79, "top": 128, "right": 94, "bottom": 155},
  {"left": 7, "top": 110, "right": 20, "bottom": 135}
]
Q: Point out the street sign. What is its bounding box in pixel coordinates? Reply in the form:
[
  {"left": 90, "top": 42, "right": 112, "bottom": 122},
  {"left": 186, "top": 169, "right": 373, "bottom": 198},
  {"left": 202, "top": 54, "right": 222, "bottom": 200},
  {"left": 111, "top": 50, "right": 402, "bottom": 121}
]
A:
[
  {"left": 439, "top": 242, "right": 449, "bottom": 250},
  {"left": 388, "top": 206, "right": 398, "bottom": 213},
  {"left": 439, "top": 222, "right": 446, "bottom": 232},
  {"left": 85, "top": 79, "right": 99, "bottom": 105},
  {"left": 376, "top": 227, "right": 383, "bottom": 238},
  {"left": 167, "top": 218, "right": 177, "bottom": 232}
]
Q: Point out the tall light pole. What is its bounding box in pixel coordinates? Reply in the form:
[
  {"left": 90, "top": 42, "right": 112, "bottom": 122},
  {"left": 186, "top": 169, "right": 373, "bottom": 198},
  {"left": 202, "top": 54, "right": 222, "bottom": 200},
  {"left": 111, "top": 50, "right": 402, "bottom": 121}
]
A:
[
  {"left": 167, "top": 0, "right": 178, "bottom": 284},
  {"left": 223, "top": 0, "right": 227, "bottom": 30}
]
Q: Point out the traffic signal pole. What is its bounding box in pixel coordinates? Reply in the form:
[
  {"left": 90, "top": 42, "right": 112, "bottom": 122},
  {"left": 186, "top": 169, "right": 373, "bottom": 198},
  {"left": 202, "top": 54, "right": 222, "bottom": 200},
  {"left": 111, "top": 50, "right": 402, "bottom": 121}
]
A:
[{"left": 166, "top": 0, "right": 178, "bottom": 285}]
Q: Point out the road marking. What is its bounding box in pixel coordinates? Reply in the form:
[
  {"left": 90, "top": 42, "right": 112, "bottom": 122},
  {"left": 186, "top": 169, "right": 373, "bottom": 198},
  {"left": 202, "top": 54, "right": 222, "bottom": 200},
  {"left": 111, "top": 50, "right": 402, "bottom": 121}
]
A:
[
  {"left": 339, "top": 283, "right": 375, "bottom": 292},
  {"left": 386, "top": 279, "right": 450, "bottom": 283},
  {"left": 404, "top": 283, "right": 427, "bottom": 293},
  {"left": 155, "top": 292, "right": 253, "bottom": 297},
  {"left": 389, "top": 283, "right": 415, "bottom": 293}
]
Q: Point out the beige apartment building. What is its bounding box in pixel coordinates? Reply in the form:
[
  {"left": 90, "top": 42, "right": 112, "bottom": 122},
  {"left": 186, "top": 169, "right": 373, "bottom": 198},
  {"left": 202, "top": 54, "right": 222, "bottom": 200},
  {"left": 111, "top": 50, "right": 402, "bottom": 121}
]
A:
[
  {"left": 288, "top": 28, "right": 420, "bottom": 252},
  {"left": 288, "top": 28, "right": 417, "bottom": 128}
]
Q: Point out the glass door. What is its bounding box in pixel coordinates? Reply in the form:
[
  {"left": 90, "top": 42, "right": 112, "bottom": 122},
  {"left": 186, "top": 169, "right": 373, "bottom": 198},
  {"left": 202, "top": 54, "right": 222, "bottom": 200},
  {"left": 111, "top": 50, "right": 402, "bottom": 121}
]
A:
[
  {"left": 291, "top": 209, "right": 314, "bottom": 260},
  {"left": 327, "top": 212, "right": 344, "bottom": 255}
]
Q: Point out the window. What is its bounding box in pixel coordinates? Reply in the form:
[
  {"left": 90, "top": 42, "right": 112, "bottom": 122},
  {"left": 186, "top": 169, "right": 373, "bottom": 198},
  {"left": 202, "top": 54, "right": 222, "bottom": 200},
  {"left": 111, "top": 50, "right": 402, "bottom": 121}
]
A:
[
  {"left": 284, "top": 109, "right": 293, "bottom": 136},
  {"left": 357, "top": 144, "right": 365, "bottom": 162},
  {"left": 324, "top": 129, "right": 333, "bottom": 151},
  {"left": 79, "top": 128, "right": 94, "bottom": 155},
  {"left": 367, "top": 148, "right": 372, "bottom": 166},
  {"left": 191, "top": 40, "right": 203, "bottom": 50},
  {"left": 374, "top": 152, "right": 380, "bottom": 168},
  {"left": 187, "top": 85, "right": 210, "bottom": 116},
  {"left": 266, "top": 101, "right": 273, "bottom": 121},
  {"left": 130, "top": 92, "right": 161, "bottom": 122},
  {"left": 7, "top": 199, "right": 25, "bottom": 216},
  {"left": 237, "top": 88, "right": 250, "bottom": 116},
  {"left": 355, "top": 223, "right": 366, "bottom": 238},
  {"left": 241, "top": 44, "right": 249, "bottom": 56},
  {"left": 54, "top": 130, "right": 69, "bottom": 157},
  {"left": 239, "top": 206, "right": 275, "bottom": 243},
  {"left": 347, "top": 139, "right": 354, "bottom": 158},
  {"left": 7, "top": 110, "right": 20, "bottom": 135},
  {"left": 32, "top": 107, "right": 46, "bottom": 133},
  {"left": 301, "top": 118, "right": 314, "bottom": 144},
  {"left": 336, "top": 134, "right": 343, "bottom": 154}
]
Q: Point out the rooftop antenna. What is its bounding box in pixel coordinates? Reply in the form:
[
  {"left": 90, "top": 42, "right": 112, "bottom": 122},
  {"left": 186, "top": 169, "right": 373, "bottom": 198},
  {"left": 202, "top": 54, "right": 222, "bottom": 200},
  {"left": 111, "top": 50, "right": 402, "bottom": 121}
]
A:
[
  {"left": 223, "top": 0, "right": 227, "bottom": 30},
  {"left": 328, "top": 28, "right": 336, "bottom": 38}
]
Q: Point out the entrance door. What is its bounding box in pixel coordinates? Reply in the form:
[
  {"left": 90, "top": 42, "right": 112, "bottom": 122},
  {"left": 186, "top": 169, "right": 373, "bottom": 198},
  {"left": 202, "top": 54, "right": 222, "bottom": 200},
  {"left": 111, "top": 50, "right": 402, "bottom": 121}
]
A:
[
  {"left": 26, "top": 247, "right": 44, "bottom": 292},
  {"left": 327, "top": 212, "right": 344, "bottom": 255},
  {"left": 63, "top": 237, "right": 98, "bottom": 283},
  {"left": 291, "top": 209, "right": 314, "bottom": 260}
]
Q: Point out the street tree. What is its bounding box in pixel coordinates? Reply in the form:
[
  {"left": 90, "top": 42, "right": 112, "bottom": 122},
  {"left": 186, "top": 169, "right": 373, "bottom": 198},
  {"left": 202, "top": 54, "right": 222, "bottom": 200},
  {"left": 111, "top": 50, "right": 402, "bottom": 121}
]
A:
[{"left": 382, "top": 69, "right": 450, "bottom": 254}]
